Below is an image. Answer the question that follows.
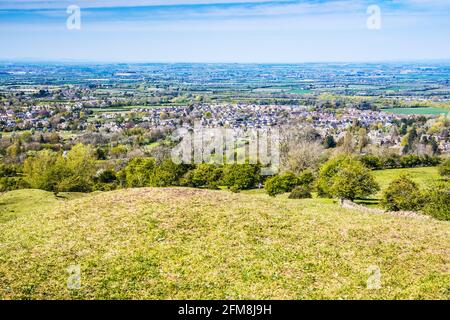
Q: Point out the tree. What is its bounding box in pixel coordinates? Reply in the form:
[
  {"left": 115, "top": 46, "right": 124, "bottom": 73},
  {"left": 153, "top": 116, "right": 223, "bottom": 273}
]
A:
[
  {"left": 328, "top": 160, "right": 379, "bottom": 201},
  {"left": 284, "top": 141, "right": 325, "bottom": 174},
  {"left": 339, "top": 131, "right": 355, "bottom": 154},
  {"left": 110, "top": 145, "right": 128, "bottom": 159},
  {"left": 23, "top": 150, "right": 62, "bottom": 193},
  {"left": 297, "top": 169, "right": 315, "bottom": 189},
  {"left": 316, "top": 155, "right": 349, "bottom": 197},
  {"left": 357, "top": 127, "right": 369, "bottom": 152},
  {"left": 122, "top": 157, "right": 156, "bottom": 188},
  {"left": 183, "top": 164, "right": 222, "bottom": 189},
  {"left": 23, "top": 144, "right": 97, "bottom": 195},
  {"left": 381, "top": 175, "right": 422, "bottom": 211},
  {"left": 148, "top": 159, "right": 188, "bottom": 187},
  {"left": 264, "top": 172, "right": 299, "bottom": 197},
  {"left": 401, "top": 127, "right": 418, "bottom": 154},
  {"left": 323, "top": 135, "right": 336, "bottom": 149},
  {"left": 222, "top": 164, "right": 260, "bottom": 191},
  {"left": 360, "top": 154, "right": 382, "bottom": 170},
  {"left": 64, "top": 144, "right": 97, "bottom": 192},
  {"left": 317, "top": 155, "right": 379, "bottom": 201},
  {"left": 94, "top": 169, "right": 118, "bottom": 191}
]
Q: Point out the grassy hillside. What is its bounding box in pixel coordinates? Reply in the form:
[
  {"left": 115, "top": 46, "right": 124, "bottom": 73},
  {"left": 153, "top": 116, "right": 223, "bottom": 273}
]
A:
[{"left": 0, "top": 188, "right": 449, "bottom": 300}]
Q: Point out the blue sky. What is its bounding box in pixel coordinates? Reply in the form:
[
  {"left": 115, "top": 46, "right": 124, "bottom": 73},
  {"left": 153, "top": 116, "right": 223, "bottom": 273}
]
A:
[{"left": 0, "top": 0, "right": 449, "bottom": 62}]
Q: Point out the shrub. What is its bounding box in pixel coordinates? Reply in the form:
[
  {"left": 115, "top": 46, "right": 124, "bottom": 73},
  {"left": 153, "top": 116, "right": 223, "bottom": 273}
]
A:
[
  {"left": 63, "top": 144, "right": 97, "bottom": 192},
  {"left": 381, "top": 154, "right": 401, "bottom": 169},
  {"left": 95, "top": 169, "right": 117, "bottom": 184},
  {"left": 360, "top": 154, "right": 382, "bottom": 170},
  {"left": 316, "top": 155, "right": 349, "bottom": 197},
  {"left": 0, "top": 163, "right": 20, "bottom": 178},
  {"left": 421, "top": 183, "right": 450, "bottom": 221},
  {"left": 400, "top": 155, "right": 421, "bottom": 168},
  {"left": 230, "top": 185, "right": 240, "bottom": 193},
  {"left": 317, "top": 155, "right": 379, "bottom": 200},
  {"left": 23, "top": 144, "right": 97, "bottom": 194},
  {"left": 0, "top": 177, "right": 28, "bottom": 192},
  {"left": 149, "top": 159, "right": 188, "bottom": 187},
  {"left": 297, "top": 169, "right": 315, "bottom": 188},
  {"left": 93, "top": 169, "right": 118, "bottom": 191},
  {"left": 183, "top": 164, "right": 222, "bottom": 189},
  {"left": 222, "top": 164, "right": 260, "bottom": 191},
  {"left": 328, "top": 160, "right": 379, "bottom": 201},
  {"left": 264, "top": 172, "right": 299, "bottom": 197},
  {"left": 323, "top": 135, "right": 336, "bottom": 149},
  {"left": 438, "top": 158, "right": 450, "bottom": 177},
  {"left": 288, "top": 186, "right": 312, "bottom": 199},
  {"left": 23, "top": 150, "right": 60, "bottom": 192},
  {"left": 381, "top": 175, "right": 423, "bottom": 211},
  {"left": 123, "top": 157, "right": 156, "bottom": 188}
]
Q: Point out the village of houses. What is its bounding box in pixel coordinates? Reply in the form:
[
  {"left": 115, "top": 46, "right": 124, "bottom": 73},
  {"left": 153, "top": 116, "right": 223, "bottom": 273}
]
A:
[{"left": 1, "top": 101, "right": 449, "bottom": 155}]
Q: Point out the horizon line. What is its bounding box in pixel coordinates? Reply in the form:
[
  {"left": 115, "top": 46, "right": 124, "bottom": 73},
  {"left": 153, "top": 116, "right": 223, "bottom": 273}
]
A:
[{"left": 2, "top": 58, "right": 450, "bottom": 65}]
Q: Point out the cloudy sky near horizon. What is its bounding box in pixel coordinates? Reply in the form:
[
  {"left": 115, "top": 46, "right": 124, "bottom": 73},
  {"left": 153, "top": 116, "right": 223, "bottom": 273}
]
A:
[{"left": 0, "top": 0, "right": 449, "bottom": 62}]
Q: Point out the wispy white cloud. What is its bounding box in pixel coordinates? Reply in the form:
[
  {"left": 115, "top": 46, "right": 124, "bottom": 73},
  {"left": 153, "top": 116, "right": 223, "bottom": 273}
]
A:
[{"left": 0, "top": 0, "right": 284, "bottom": 10}]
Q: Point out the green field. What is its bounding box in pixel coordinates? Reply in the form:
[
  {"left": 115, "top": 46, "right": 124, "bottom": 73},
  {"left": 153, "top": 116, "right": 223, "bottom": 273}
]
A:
[
  {"left": 381, "top": 107, "right": 449, "bottom": 116},
  {"left": 352, "top": 167, "right": 443, "bottom": 208},
  {"left": 372, "top": 166, "right": 441, "bottom": 191},
  {"left": 288, "top": 89, "right": 313, "bottom": 95},
  {"left": 0, "top": 168, "right": 449, "bottom": 299}
]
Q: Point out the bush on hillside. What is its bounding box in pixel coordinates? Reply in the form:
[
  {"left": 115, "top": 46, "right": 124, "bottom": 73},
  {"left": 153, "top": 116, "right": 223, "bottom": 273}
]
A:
[
  {"left": 360, "top": 154, "right": 441, "bottom": 170},
  {"left": 381, "top": 175, "right": 423, "bottom": 211},
  {"left": 264, "top": 172, "right": 299, "bottom": 197},
  {"left": 222, "top": 164, "right": 260, "bottom": 191},
  {"left": 297, "top": 169, "right": 315, "bottom": 188},
  {"left": 0, "top": 177, "right": 28, "bottom": 192},
  {"left": 316, "top": 155, "right": 349, "bottom": 197},
  {"left": 317, "top": 155, "right": 379, "bottom": 201},
  {"left": 438, "top": 158, "right": 450, "bottom": 177},
  {"left": 23, "top": 144, "right": 97, "bottom": 195},
  {"left": 360, "top": 154, "right": 382, "bottom": 170},
  {"left": 381, "top": 154, "right": 401, "bottom": 169},
  {"left": 181, "top": 164, "right": 222, "bottom": 189},
  {"left": 288, "top": 185, "right": 312, "bottom": 199},
  {"left": 149, "top": 159, "right": 188, "bottom": 187},
  {"left": 421, "top": 183, "right": 450, "bottom": 221},
  {"left": 327, "top": 159, "right": 379, "bottom": 201},
  {"left": 122, "top": 157, "right": 156, "bottom": 188},
  {"left": 93, "top": 169, "right": 118, "bottom": 191}
]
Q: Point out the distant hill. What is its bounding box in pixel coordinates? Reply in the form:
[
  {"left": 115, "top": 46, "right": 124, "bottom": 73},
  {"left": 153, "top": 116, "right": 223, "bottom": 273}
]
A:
[{"left": 0, "top": 188, "right": 448, "bottom": 299}]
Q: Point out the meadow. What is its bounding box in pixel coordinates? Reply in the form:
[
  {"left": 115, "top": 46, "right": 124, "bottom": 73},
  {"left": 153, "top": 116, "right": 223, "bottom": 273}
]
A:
[
  {"left": 0, "top": 167, "right": 448, "bottom": 300},
  {"left": 381, "top": 107, "right": 449, "bottom": 116},
  {"left": 372, "top": 166, "right": 441, "bottom": 191}
]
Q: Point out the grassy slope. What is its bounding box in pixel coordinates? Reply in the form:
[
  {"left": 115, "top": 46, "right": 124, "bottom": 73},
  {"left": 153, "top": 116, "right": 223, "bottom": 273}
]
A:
[{"left": 0, "top": 188, "right": 449, "bottom": 300}]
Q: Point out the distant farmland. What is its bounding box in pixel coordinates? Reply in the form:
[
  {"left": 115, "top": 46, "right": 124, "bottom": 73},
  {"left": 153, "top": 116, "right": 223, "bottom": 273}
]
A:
[{"left": 381, "top": 107, "right": 449, "bottom": 116}]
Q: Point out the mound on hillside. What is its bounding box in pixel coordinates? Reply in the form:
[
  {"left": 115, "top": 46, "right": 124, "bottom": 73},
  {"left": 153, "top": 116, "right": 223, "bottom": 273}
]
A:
[{"left": 0, "top": 188, "right": 449, "bottom": 300}]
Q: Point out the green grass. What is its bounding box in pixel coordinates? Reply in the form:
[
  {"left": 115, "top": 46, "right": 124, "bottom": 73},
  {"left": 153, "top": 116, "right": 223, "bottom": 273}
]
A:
[
  {"left": 357, "top": 167, "right": 443, "bottom": 208},
  {"left": 0, "top": 188, "right": 449, "bottom": 300},
  {"left": 373, "top": 166, "right": 441, "bottom": 191},
  {"left": 288, "top": 89, "right": 313, "bottom": 95},
  {"left": 381, "top": 107, "right": 449, "bottom": 116},
  {"left": 0, "top": 190, "right": 87, "bottom": 224}
]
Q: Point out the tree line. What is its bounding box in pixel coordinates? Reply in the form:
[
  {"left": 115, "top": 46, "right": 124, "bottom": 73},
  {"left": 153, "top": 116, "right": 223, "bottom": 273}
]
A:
[{"left": 1, "top": 144, "right": 449, "bottom": 221}]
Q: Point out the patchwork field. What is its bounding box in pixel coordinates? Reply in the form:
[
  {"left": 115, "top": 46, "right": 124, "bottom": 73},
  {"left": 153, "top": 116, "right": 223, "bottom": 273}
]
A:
[{"left": 0, "top": 186, "right": 449, "bottom": 300}]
